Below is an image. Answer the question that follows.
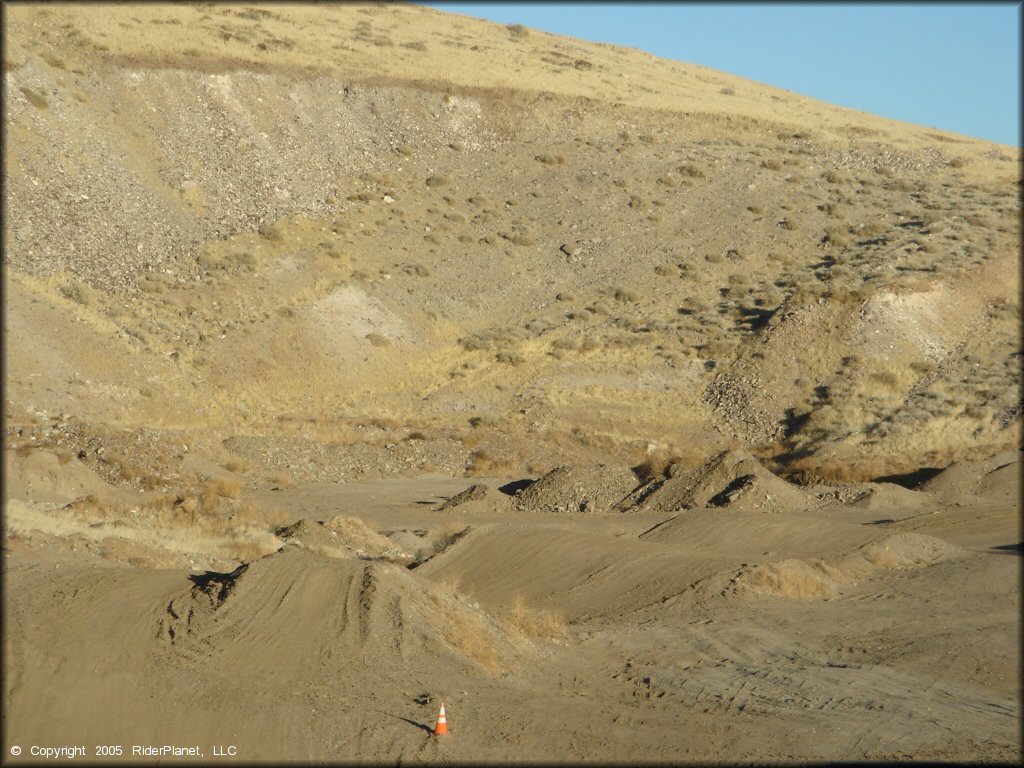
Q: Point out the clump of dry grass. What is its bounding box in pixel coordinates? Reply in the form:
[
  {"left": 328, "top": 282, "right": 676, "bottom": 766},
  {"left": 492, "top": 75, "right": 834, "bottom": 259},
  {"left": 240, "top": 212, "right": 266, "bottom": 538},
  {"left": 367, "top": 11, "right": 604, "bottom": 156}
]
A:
[
  {"left": 201, "top": 476, "right": 243, "bottom": 506},
  {"left": 447, "top": 610, "right": 500, "bottom": 670},
  {"left": 503, "top": 594, "right": 566, "bottom": 641},
  {"left": 823, "top": 227, "right": 850, "bottom": 247},
  {"left": 507, "top": 22, "right": 530, "bottom": 41},
  {"left": 535, "top": 153, "right": 566, "bottom": 165},
  {"left": 632, "top": 445, "right": 683, "bottom": 482},
  {"left": 258, "top": 221, "right": 285, "bottom": 242},
  {"left": 60, "top": 279, "right": 97, "bottom": 306},
  {"left": 411, "top": 525, "right": 469, "bottom": 570},
  {"left": 423, "top": 575, "right": 500, "bottom": 670},
  {"left": 678, "top": 162, "right": 706, "bottom": 179},
  {"left": 36, "top": 483, "right": 285, "bottom": 567},
  {"left": 223, "top": 457, "right": 249, "bottom": 473},
  {"left": 19, "top": 85, "right": 49, "bottom": 110},
  {"left": 433, "top": 522, "right": 469, "bottom": 553},
  {"left": 267, "top": 470, "right": 294, "bottom": 488},
  {"left": 465, "top": 447, "right": 516, "bottom": 476}
]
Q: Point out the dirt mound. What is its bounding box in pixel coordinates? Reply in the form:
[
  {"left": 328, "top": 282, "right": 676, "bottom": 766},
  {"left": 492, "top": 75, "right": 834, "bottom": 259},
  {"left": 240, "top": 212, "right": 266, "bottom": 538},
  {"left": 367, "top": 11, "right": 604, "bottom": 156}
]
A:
[
  {"left": 734, "top": 558, "right": 848, "bottom": 600},
  {"left": 512, "top": 465, "right": 639, "bottom": 513},
  {"left": 639, "top": 507, "right": 877, "bottom": 562},
  {"left": 385, "top": 529, "right": 434, "bottom": 561},
  {"left": 4, "top": 448, "right": 122, "bottom": 505},
  {"left": 730, "top": 533, "right": 961, "bottom": 600},
  {"left": 417, "top": 524, "right": 727, "bottom": 621},
  {"left": 276, "top": 516, "right": 409, "bottom": 561},
  {"left": 435, "top": 483, "right": 512, "bottom": 513},
  {"left": 159, "top": 547, "right": 514, "bottom": 674},
  {"left": 979, "top": 461, "right": 1019, "bottom": 497},
  {"left": 849, "top": 482, "right": 933, "bottom": 512},
  {"left": 921, "top": 450, "right": 1019, "bottom": 499},
  {"left": 618, "top": 449, "right": 813, "bottom": 513},
  {"left": 858, "top": 532, "right": 960, "bottom": 569}
]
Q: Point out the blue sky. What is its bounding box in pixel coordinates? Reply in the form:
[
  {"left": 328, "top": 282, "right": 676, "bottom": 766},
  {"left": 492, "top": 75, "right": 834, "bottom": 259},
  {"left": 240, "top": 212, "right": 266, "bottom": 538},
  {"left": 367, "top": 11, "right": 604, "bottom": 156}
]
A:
[{"left": 424, "top": 3, "right": 1021, "bottom": 146}]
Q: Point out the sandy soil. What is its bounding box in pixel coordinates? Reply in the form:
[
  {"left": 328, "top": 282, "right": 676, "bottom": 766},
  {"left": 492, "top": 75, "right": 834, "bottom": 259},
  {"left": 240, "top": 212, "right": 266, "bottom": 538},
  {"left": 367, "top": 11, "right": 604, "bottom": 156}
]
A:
[{"left": 4, "top": 453, "right": 1020, "bottom": 762}]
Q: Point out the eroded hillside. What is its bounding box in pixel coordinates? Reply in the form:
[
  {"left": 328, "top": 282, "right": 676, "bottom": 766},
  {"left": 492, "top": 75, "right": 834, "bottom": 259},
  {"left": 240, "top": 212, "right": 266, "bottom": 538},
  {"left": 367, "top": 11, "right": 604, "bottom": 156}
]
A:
[{"left": 5, "top": 2, "right": 1020, "bottom": 487}]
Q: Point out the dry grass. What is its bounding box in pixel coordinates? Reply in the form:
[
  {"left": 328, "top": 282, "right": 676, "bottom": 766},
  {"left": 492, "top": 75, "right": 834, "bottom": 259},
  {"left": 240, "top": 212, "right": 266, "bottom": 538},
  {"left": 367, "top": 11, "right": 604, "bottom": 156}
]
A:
[
  {"left": 424, "top": 575, "right": 499, "bottom": 671},
  {"left": 7, "top": 2, "right": 1017, "bottom": 508},
  {"left": 7, "top": 486, "right": 284, "bottom": 567},
  {"left": 413, "top": 524, "right": 470, "bottom": 566},
  {"left": 632, "top": 445, "right": 683, "bottom": 482},
  {"left": 465, "top": 447, "right": 517, "bottom": 476},
  {"left": 200, "top": 476, "right": 243, "bottom": 507},
  {"left": 445, "top": 610, "right": 500, "bottom": 670},
  {"left": 267, "top": 470, "right": 294, "bottom": 488},
  {"left": 223, "top": 457, "right": 249, "bottom": 473},
  {"left": 502, "top": 594, "right": 567, "bottom": 641}
]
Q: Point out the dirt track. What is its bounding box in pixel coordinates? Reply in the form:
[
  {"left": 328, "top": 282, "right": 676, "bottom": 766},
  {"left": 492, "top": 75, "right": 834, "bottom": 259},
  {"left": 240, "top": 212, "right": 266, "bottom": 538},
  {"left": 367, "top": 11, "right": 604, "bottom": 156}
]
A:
[{"left": 5, "top": 462, "right": 1020, "bottom": 762}]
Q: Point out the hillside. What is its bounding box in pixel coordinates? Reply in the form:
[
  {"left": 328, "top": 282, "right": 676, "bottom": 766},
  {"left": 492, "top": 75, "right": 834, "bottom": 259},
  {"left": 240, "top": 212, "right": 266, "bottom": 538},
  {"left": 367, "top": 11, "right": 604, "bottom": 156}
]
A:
[
  {"left": 5, "top": 2, "right": 1020, "bottom": 482},
  {"left": 3, "top": 3, "right": 1021, "bottom": 763}
]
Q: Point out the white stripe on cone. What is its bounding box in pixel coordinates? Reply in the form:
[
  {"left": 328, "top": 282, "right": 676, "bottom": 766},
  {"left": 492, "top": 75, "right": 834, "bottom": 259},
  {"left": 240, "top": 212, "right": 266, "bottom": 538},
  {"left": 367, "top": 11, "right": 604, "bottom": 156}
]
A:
[{"left": 434, "top": 702, "right": 448, "bottom": 735}]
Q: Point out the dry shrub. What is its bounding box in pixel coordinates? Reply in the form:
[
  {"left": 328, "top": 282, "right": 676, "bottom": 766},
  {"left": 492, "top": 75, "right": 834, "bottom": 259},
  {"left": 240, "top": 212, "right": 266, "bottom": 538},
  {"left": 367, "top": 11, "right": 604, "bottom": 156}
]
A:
[
  {"left": 258, "top": 222, "right": 285, "bottom": 242},
  {"left": 226, "top": 501, "right": 263, "bottom": 528},
  {"left": 783, "top": 455, "right": 903, "bottom": 485},
  {"left": 465, "top": 448, "right": 517, "bottom": 476},
  {"left": 632, "top": 445, "right": 683, "bottom": 481},
  {"left": 446, "top": 610, "right": 499, "bottom": 670},
  {"left": 19, "top": 86, "right": 49, "bottom": 110},
  {"left": 61, "top": 280, "right": 97, "bottom": 306},
  {"left": 503, "top": 595, "right": 566, "bottom": 640},
  {"left": 678, "top": 163, "right": 706, "bottom": 179},
  {"left": 869, "top": 371, "right": 900, "bottom": 389},
  {"left": 611, "top": 286, "right": 640, "bottom": 303},
  {"left": 860, "top": 220, "right": 888, "bottom": 237},
  {"left": 203, "top": 476, "right": 243, "bottom": 500},
  {"left": 423, "top": 575, "right": 499, "bottom": 670},
  {"left": 52, "top": 487, "right": 284, "bottom": 566},
  {"left": 823, "top": 227, "right": 850, "bottom": 247},
  {"left": 268, "top": 471, "right": 294, "bottom": 488},
  {"left": 432, "top": 573, "right": 466, "bottom": 599},
  {"left": 320, "top": 515, "right": 408, "bottom": 561},
  {"left": 507, "top": 22, "right": 529, "bottom": 40},
  {"left": 427, "top": 523, "right": 470, "bottom": 560},
  {"left": 223, "top": 457, "right": 249, "bottom": 473},
  {"left": 535, "top": 154, "right": 566, "bottom": 165},
  {"left": 741, "top": 559, "right": 841, "bottom": 600}
]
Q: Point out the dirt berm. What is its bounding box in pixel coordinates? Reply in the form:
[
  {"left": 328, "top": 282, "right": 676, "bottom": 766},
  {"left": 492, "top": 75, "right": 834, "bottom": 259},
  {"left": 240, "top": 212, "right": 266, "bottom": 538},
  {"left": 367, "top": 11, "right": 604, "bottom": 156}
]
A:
[
  {"left": 511, "top": 464, "right": 640, "bottom": 513},
  {"left": 617, "top": 448, "right": 814, "bottom": 513},
  {"left": 920, "top": 450, "right": 1020, "bottom": 499}
]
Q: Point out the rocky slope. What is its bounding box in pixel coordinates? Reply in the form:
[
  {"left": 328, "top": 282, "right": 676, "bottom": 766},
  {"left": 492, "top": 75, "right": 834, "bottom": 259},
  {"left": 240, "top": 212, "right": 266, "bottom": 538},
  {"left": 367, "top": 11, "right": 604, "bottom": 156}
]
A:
[{"left": 5, "top": 2, "right": 1020, "bottom": 488}]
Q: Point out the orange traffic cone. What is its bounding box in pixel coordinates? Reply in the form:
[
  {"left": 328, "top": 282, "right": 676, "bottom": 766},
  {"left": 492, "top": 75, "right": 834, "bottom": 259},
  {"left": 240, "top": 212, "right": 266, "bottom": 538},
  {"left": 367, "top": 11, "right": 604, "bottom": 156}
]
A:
[{"left": 433, "top": 702, "right": 449, "bottom": 736}]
